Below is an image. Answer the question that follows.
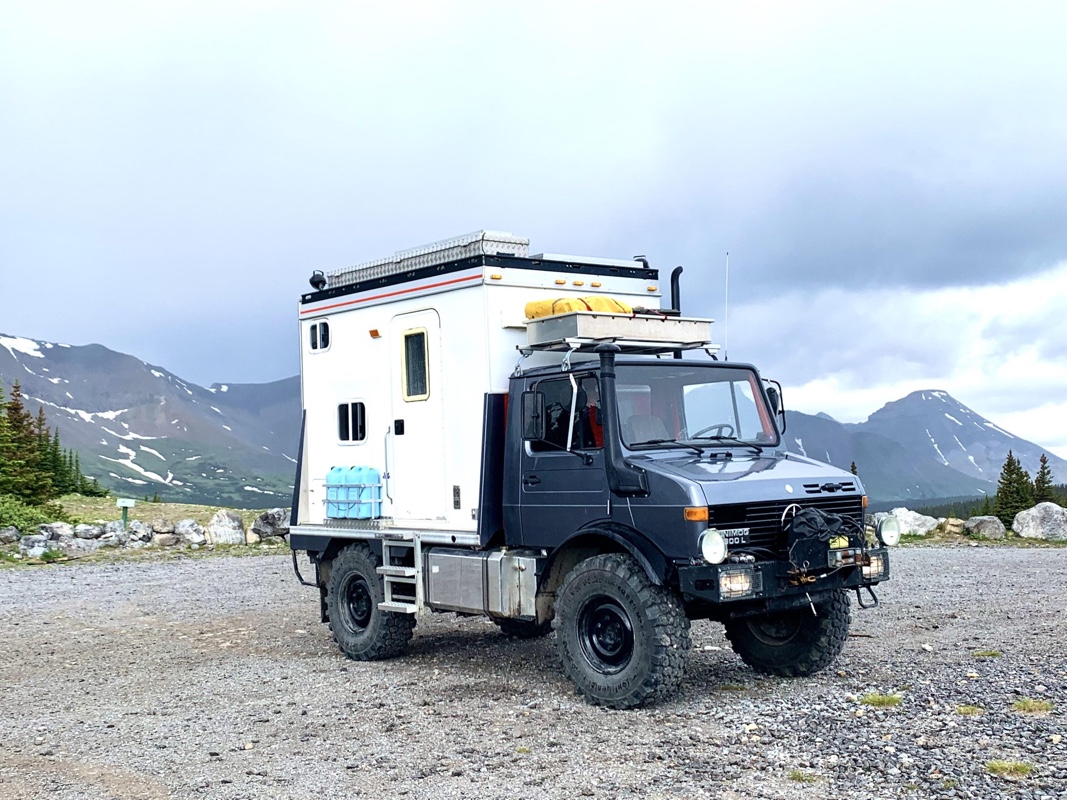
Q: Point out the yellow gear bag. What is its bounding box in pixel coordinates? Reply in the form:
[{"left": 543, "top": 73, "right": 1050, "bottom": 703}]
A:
[{"left": 524, "top": 296, "right": 633, "bottom": 320}]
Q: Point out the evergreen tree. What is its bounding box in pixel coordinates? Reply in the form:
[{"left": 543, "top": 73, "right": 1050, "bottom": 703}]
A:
[
  {"left": 0, "top": 382, "right": 18, "bottom": 496},
  {"left": 2, "top": 382, "right": 52, "bottom": 503},
  {"left": 978, "top": 494, "right": 994, "bottom": 516},
  {"left": 849, "top": 461, "right": 858, "bottom": 476},
  {"left": 1034, "top": 454, "right": 1056, "bottom": 504},
  {"left": 994, "top": 450, "right": 1035, "bottom": 528}
]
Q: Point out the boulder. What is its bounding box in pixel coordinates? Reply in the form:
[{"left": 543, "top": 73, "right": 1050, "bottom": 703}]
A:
[
  {"left": 175, "top": 519, "right": 207, "bottom": 546},
  {"left": 18, "top": 534, "right": 49, "bottom": 554},
  {"left": 127, "top": 520, "right": 152, "bottom": 542},
  {"left": 99, "top": 521, "right": 130, "bottom": 547},
  {"left": 152, "top": 533, "right": 180, "bottom": 547},
  {"left": 151, "top": 519, "right": 175, "bottom": 534},
  {"left": 57, "top": 537, "right": 103, "bottom": 555},
  {"left": 0, "top": 526, "right": 19, "bottom": 544},
  {"left": 206, "top": 509, "right": 246, "bottom": 545},
  {"left": 941, "top": 517, "right": 965, "bottom": 536},
  {"left": 888, "top": 508, "right": 941, "bottom": 537},
  {"left": 964, "top": 515, "right": 1006, "bottom": 540},
  {"left": 74, "top": 524, "right": 104, "bottom": 540},
  {"left": 251, "top": 508, "right": 290, "bottom": 540},
  {"left": 1013, "top": 503, "right": 1067, "bottom": 541},
  {"left": 245, "top": 530, "right": 262, "bottom": 545},
  {"left": 38, "top": 522, "right": 74, "bottom": 541}
]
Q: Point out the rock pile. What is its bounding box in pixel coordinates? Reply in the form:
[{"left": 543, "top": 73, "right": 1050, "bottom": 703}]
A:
[
  {"left": 878, "top": 501, "right": 1066, "bottom": 541},
  {"left": 3, "top": 508, "right": 290, "bottom": 559}
]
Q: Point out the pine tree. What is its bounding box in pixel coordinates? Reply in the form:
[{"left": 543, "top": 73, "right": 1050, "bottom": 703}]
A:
[
  {"left": 2, "top": 382, "right": 52, "bottom": 503},
  {"left": 994, "top": 450, "right": 1035, "bottom": 528},
  {"left": 849, "top": 461, "right": 858, "bottom": 476},
  {"left": 978, "top": 494, "right": 994, "bottom": 516},
  {"left": 0, "top": 382, "right": 18, "bottom": 496},
  {"left": 1034, "top": 454, "right": 1056, "bottom": 505}
]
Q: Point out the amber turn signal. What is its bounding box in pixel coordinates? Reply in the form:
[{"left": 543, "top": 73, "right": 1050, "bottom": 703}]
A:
[{"left": 684, "top": 507, "right": 709, "bottom": 522}]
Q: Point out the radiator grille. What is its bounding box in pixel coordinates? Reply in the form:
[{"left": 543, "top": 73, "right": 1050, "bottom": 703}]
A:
[{"left": 709, "top": 495, "right": 864, "bottom": 555}]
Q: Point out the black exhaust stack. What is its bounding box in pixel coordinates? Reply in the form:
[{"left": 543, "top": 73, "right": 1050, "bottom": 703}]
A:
[
  {"left": 670, "top": 266, "right": 684, "bottom": 359},
  {"left": 596, "top": 343, "right": 648, "bottom": 497}
]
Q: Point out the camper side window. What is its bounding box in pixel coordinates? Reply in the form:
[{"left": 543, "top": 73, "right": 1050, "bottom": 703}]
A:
[
  {"left": 338, "top": 402, "right": 366, "bottom": 443},
  {"left": 310, "top": 321, "right": 331, "bottom": 352},
  {"left": 402, "top": 329, "right": 429, "bottom": 401}
]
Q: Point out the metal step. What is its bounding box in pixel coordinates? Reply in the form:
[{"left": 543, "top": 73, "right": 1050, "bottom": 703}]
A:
[
  {"left": 377, "top": 565, "right": 416, "bottom": 578},
  {"left": 378, "top": 601, "right": 418, "bottom": 614}
]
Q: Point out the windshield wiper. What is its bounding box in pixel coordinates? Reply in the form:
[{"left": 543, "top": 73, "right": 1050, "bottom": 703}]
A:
[
  {"left": 629, "top": 438, "right": 705, "bottom": 455},
  {"left": 689, "top": 435, "right": 763, "bottom": 453}
]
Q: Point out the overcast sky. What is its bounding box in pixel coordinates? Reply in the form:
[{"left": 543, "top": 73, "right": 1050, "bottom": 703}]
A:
[{"left": 2, "top": 1, "right": 1066, "bottom": 456}]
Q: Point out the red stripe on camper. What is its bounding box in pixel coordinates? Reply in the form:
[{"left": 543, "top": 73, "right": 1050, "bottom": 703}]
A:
[{"left": 300, "top": 273, "right": 482, "bottom": 316}]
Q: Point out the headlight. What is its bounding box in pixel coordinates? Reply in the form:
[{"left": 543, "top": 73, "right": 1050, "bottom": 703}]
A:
[
  {"left": 876, "top": 517, "right": 901, "bottom": 547},
  {"left": 719, "top": 569, "right": 754, "bottom": 598},
  {"left": 699, "top": 529, "right": 728, "bottom": 564},
  {"left": 863, "top": 554, "right": 886, "bottom": 580}
]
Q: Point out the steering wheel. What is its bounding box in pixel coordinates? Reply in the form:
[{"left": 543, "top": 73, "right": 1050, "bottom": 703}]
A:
[{"left": 691, "top": 423, "right": 736, "bottom": 439}]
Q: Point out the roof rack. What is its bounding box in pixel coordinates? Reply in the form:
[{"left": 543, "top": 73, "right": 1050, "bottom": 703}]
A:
[{"left": 520, "top": 311, "right": 719, "bottom": 356}]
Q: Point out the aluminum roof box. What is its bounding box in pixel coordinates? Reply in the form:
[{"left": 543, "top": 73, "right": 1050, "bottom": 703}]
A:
[{"left": 524, "top": 311, "right": 717, "bottom": 354}]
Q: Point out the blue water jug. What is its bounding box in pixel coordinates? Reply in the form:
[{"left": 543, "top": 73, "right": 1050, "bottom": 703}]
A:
[
  {"left": 362, "top": 467, "right": 381, "bottom": 519},
  {"left": 326, "top": 466, "right": 346, "bottom": 518},
  {"left": 344, "top": 466, "right": 366, "bottom": 519}
]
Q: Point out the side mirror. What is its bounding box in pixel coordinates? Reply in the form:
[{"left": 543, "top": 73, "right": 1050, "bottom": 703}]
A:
[
  {"left": 765, "top": 381, "right": 787, "bottom": 434},
  {"left": 521, "top": 391, "right": 546, "bottom": 441}
]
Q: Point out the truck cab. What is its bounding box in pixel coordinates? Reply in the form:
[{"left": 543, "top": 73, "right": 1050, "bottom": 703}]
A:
[{"left": 289, "top": 231, "right": 899, "bottom": 708}]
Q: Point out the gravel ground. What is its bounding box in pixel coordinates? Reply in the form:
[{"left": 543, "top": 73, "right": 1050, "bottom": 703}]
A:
[{"left": 1, "top": 547, "right": 1064, "bottom": 800}]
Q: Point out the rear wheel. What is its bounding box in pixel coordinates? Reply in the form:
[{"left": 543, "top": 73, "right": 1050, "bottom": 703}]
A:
[
  {"left": 554, "top": 553, "right": 690, "bottom": 709},
  {"left": 326, "top": 544, "right": 414, "bottom": 660},
  {"left": 724, "top": 589, "right": 851, "bottom": 676}
]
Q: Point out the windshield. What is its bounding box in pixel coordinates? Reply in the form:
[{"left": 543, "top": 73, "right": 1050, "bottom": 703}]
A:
[{"left": 616, "top": 363, "right": 778, "bottom": 449}]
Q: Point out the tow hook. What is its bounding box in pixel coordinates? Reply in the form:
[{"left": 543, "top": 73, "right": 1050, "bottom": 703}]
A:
[{"left": 855, "top": 585, "right": 879, "bottom": 609}]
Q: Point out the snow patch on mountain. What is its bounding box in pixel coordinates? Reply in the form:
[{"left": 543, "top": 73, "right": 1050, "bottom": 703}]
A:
[
  {"left": 944, "top": 413, "right": 962, "bottom": 425},
  {"left": 0, "top": 336, "right": 45, "bottom": 359},
  {"left": 926, "top": 429, "right": 948, "bottom": 465},
  {"left": 793, "top": 437, "right": 807, "bottom": 456},
  {"left": 984, "top": 422, "right": 1014, "bottom": 438}
]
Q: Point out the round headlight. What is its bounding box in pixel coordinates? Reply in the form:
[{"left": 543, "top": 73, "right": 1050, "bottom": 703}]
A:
[
  {"left": 877, "top": 516, "right": 901, "bottom": 547},
  {"left": 700, "top": 529, "right": 728, "bottom": 564}
]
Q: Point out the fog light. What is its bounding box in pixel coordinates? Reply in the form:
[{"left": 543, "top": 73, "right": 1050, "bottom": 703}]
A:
[
  {"left": 863, "top": 554, "right": 885, "bottom": 580},
  {"left": 700, "top": 529, "right": 728, "bottom": 565},
  {"left": 877, "top": 517, "right": 901, "bottom": 547},
  {"left": 719, "top": 569, "right": 754, "bottom": 598}
]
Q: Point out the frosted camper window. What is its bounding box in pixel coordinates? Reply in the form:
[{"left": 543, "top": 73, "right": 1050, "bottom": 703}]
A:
[
  {"left": 310, "top": 321, "right": 331, "bottom": 352},
  {"left": 401, "top": 329, "right": 429, "bottom": 401},
  {"left": 338, "top": 402, "right": 366, "bottom": 443}
]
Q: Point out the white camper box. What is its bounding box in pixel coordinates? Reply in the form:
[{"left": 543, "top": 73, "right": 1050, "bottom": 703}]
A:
[{"left": 294, "top": 231, "right": 709, "bottom": 540}]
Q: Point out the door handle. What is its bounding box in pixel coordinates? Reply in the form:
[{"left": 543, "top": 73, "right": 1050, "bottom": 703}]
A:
[{"left": 522, "top": 475, "right": 541, "bottom": 486}]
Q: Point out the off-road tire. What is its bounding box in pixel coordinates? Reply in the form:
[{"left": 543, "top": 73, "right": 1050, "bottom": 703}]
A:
[
  {"left": 554, "top": 553, "right": 691, "bottom": 709},
  {"left": 326, "top": 544, "right": 415, "bottom": 661},
  {"left": 494, "top": 618, "right": 553, "bottom": 640},
  {"left": 723, "top": 589, "right": 851, "bottom": 677}
]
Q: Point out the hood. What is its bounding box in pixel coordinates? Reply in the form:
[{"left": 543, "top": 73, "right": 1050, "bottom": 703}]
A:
[{"left": 634, "top": 450, "right": 863, "bottom": 506}]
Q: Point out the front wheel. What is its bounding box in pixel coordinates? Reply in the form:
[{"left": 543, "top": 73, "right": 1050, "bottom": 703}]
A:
[
  {"left": 723, "top": 589, "right": 851, "bottom": 677},
  {"left": 326, "top": 544, "right": 415, "bottom": 660},
  {"left": 554, "top": 553, "right": 691, "bottom": 709}
]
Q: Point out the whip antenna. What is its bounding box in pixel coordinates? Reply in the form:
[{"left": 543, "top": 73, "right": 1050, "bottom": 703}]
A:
[{"left": 724, "top": 251, "right": 729, "bottom": 362}]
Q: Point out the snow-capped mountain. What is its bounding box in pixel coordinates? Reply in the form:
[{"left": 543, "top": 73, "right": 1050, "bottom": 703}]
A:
[
  {"left": 786, "top": 390, "right": 1067, "bottom": 503},
  {"left": 0, "top": 334, "right": 298, "bottom": 507}
]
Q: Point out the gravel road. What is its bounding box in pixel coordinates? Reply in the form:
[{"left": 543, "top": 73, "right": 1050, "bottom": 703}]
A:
[{"left": 1, "top": 547, "right": 1065, "bottom": 800}]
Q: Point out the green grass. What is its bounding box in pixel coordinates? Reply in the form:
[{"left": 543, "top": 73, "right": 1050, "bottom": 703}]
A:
[
  {"left": 955, "top": 705, "right": 983, "bottom": 716},
  {"left": 57, "top": 494, "right": 268, "bottom": 528},
  {"left": 972, "top": 649, "right": 1002, "bottom": 658},
  {"left": 985, "top": 760, "right": 1032, "bottom": 777},
  {"left": 859, "top": 692, "right": 903, "bottom": 707},
  {"left": 1012, "top": 698, "right": 1053, "bottom": 713},
  {"left": 786, "top": 770, "right": 818, "bottom": 783}
]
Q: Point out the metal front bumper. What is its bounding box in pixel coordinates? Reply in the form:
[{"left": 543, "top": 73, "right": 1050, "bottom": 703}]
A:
[{"left": 677, "top": 548, "right": 890, "bottom": 605}]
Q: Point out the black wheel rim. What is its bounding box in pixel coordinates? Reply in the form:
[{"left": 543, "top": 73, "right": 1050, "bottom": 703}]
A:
[
  {"left": 748, "top": 612, "right": 803, "bottom": 645},
  {"left": 341, "top": 575, "right": 374, "bottom": 632},
  {"left": 577, "top": 595, "right": 634, "bottom": 674}
]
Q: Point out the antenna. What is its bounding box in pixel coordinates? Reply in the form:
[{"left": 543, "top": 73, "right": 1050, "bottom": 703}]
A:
[{"left": 724, "top": 251, "right": 729, "bottom": 362}]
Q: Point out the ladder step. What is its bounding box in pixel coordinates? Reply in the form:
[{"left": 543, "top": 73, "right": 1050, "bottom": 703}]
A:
[
  {"left": 378, "top": 601, "right": 418, "bottom": 614},
  {"left": 378, "top": 566, "right": 416, "bottom": 578}
]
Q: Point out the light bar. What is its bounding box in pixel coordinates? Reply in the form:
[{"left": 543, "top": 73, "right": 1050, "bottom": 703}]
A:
[{"left": 326, "top": 231, "right": 530, "bottom": 289}]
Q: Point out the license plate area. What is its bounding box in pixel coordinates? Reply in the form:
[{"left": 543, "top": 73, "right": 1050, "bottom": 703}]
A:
[{"left": 720, "top": 527, "right": 750, "bottom": 546}]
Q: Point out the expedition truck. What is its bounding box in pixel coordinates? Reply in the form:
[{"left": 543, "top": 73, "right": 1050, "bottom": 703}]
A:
[{"left": 288, "top": 231, "right": 900, "bottom": 709}]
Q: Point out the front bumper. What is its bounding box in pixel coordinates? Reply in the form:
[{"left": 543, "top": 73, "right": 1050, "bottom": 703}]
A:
[{"left": 677, "top": 547, "right": 890, "bottom": 605}]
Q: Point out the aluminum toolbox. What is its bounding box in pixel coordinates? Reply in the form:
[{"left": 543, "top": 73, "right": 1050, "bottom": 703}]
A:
[{"left": 525, "top": 311, "right": 715, "bottom": 353}]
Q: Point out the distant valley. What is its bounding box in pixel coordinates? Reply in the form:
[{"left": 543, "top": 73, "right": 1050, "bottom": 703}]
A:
[{"left": 2, "top": 333, "right": 1064, "bottom": 508}]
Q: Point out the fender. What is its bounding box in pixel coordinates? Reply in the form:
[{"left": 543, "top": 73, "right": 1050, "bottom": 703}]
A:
[{"left": 555, "top": 522, "right": 673, "bottom": 587}]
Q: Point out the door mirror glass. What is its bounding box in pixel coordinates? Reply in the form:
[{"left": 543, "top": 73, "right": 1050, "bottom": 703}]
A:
[{"left": 521, "top": 391, "right": 546, "bottom": 441}]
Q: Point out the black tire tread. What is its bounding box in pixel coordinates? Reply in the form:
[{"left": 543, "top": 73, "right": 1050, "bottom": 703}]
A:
[
  {"left": 554, "top": 553, "right": 690, "bottom": 709},
  {"left": 326, "top": 543, "right": 415, "bottom": 661},
  {"left": 723, "top": 589, "right": 851, "bottom": 677}
]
